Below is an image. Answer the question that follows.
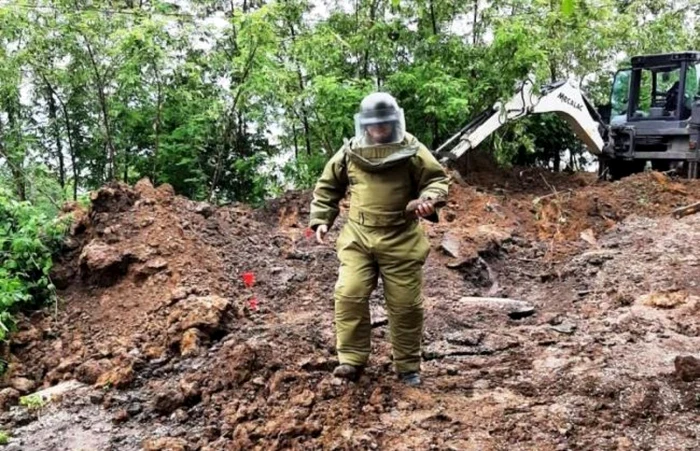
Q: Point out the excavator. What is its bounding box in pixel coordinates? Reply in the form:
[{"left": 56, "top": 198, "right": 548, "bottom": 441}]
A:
[{"left": 435, "top": 51, "right": 700, "bottom": 180}]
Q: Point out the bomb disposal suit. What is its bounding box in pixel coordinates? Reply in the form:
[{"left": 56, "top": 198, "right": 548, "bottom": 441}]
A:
[{"left": 308, "top": 92, "right": 449, "bottom": 385}]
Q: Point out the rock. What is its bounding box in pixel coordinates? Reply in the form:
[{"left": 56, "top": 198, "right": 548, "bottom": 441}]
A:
[
  {"left": 95, "top": 364, "right": 134, "bottom": 388},
  {"left": 90, "top": 183, "right": 138, "bottom": 213},
  {"left": 144, "top": 346, "right": 166, "bottom": 360},
  {"left": 369, "top": 387, "right": 384, "bottom": 406},
  {"left": 475, "top": 225, "right": 512, "bottom": 245},
  {"left": 56, "top": 356, "right": 81, "bottom": 373},
  {"left": 147, "top": 258, "right": 169, "bottom": 271},
  {"left": 90, "top": 392, "right": 104, "bottom": 404},
  {"left": 76, "top": 359, "right": 113, "bottom": 385},
  {"left": 194, "top": 202, "right": 215, "bottom": 218},
  {"left": 440, "top": 232, "right": 462, "bottom": 259},
  {"left": 550, "top": 322, "right": 577, "bottom": 335},
  {"left": 112, "top": 409, "right": 129, "bottom": 424},
  {"left": 458, "top": 296, "right": 536, "bottom": 319},
  {"left": 29, "top": 380, "right": 84, "bottom": 404},
  {"left": 180, "top": 328, "right": 204, "bottom": 357},
  {"left": 9, "top": 407, "right": 33, "bottom": 426},
  {"left": 642, "top": 291, "right": 689, "bottom": 309},
  {"left": 127, "top": 402, "right": 142, "bottom": 416},
  {"left": 12, "top": 326, "right": 41, "bottom": 345},
  {"left": 291, "top": 389, "right": 315, "bottom": 407},
  {"left": 179, "top": 379, "right": 201, "bottom": 401},
  {"left": 155, "top": 183, "right": 176, "bottom": 203},
  {"left": 171, "top": 409, "right": 189, "bottom": 423},
  {"left": 142, "top": 437, "right": 188, "bottom": 451},
  {"left": 445, "top": 330, "right": 484, "bottom": 346},
  {"left": 78, "top": 240, "right": 129, "bottom": 286},
  {"left": 0, "top": 388, "right": 20, "bottom": 410},
  {"left": 168, "top": 296, "right": 230, "bottom": 334},
  {"left": 10, "top": 377, "right": 36, "bottom": 394},
  {"left": 674, "top": 355, "right": 700, "bottom": 381},
  {"left": 577, "top": 250, "right": 619, "bottom": 266},
  {"left": 134, "top": 178, "right": 156, "bottom": 197},
  {"left": 50, "top": 263, "right": 77, "bottom": 289},
  {"left": 170, "top": 287, "right": 191, "bottom": 303},
  {"left": 135, "top": 258, "right": 170, "bottom": 280},
  {"left": 152, "top": 386, "right": 185, "bottom": 414}
]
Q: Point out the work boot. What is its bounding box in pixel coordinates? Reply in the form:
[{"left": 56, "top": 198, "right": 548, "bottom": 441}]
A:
[
  {"left": 333, "top": 364, "right": 362, "bottom": 381},
  {"left": 399, "top": 372, "right": 421, "bottom": 386}
]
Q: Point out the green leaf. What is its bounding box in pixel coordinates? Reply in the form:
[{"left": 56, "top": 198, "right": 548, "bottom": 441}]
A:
[{"left": 561, "top": 0, "right": 575, "bottom": 17}]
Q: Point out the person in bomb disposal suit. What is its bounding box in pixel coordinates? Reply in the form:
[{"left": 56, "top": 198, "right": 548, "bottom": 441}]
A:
[{"left": 308, "top": 92, "right": 449, "bottom": 386}]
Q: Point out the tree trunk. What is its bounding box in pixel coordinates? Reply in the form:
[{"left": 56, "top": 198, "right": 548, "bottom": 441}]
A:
[
  {"left": 84, "top": 37, "right": 117, "bottom": 181},
  {"left": 45, "top": 84, "right": 66, "bottom": 190},
  {"left": 549, "top": 58, "right": 560, "bottom": 172},
  {"left": 40, "top": 72, "right": 79, "bottom": 199},
  {"left": 429, "top": 0, "right": 438, "bottom": 35},
  {"left": 288, "top": 20, "right": 312, "bottom": 155},
  {"left": 153, "top": 68, "right": 163, "bottom": 183},
  {"left": 472, "top": 0, "right": 479, "bottom": 45},
  {"left": 292, "top": 125, "right": 299, "bottom": 159}
]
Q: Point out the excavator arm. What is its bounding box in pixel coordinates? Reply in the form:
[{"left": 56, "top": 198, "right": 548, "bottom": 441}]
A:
[{"left": 435, "top": 79, "right": 611, "bottom": 161}]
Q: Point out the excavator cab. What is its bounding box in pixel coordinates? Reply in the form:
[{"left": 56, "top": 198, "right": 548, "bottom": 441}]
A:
[
  {"left": 603, "top": 52, "right": 700, "bottom": 178},
  {"left": 611, "top": 55, "right": 697, "bottom": 122}
]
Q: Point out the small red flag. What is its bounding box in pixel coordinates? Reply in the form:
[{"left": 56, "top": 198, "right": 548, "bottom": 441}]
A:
[{"left": 242, "top": 272, "right": 255, "bottom": 288}]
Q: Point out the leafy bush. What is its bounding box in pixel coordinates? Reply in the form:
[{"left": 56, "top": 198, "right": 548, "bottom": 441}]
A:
[
  {"left": 282, "top": 152, "right": 327, "bottom": 190},
  {"left": 0, "top": 187, "right": 70, "bottom": 340}
]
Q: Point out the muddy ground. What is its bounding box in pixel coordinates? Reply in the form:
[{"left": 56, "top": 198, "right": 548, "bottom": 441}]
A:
[{"left": 0, "top": 163, "right": 699, "bottom": 450}]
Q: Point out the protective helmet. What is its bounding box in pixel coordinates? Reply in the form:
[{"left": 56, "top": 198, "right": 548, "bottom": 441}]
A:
[{"left": 354, "top": 92, "right": 405, "bottom": 145}]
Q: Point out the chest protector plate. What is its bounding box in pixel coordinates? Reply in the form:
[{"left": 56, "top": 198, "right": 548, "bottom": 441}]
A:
[{"left": 343, "top": 135, "right": 419, "bottom": 227}]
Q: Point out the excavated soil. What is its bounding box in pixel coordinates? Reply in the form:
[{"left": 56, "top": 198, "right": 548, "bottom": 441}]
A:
[{"left": 1, "top": 164, "right": 699, "bottom": 451}]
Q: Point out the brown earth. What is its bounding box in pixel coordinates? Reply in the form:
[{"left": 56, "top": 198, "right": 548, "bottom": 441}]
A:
[{"left": 0, "top": 164, "right": 699, "bottom": 451}]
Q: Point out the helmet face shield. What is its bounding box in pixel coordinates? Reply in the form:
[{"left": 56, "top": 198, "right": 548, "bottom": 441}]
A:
[{"left": 354, "top": 92, "right": 406, "bottom": 145}]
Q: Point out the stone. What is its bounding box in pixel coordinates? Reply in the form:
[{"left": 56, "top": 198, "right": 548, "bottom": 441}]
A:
[
  {"left": 9, "top": 377, "right": 36, "bottom": 394},
  {"left": 180, "top": 328, "right": 204, "bottom": 357},
  {"left": 291, "top": 389, "right": 315, "bottom": 408},
  {"left": 168, "top": 296, "right": 230, "bottom": 334},
  {"left": 95, "top": 364, "right": 134, "bottom": 388},
  {"left": 194, "top": 202, "right": 215, "bottom": 218},
  {"left": 152, "top": 386, "right": 185, "bottom": 414},
  {"left": 369, "top": 387, "right": 384, "bottom": 406},
  {"left": 550, "top": 322, "right": 577, "bottom": 335},
  {"left": 76, "top": 359, "right": 113, "bottom": 385},
  {"left": 440, "top": 232, "right": 462, "bottom": 259},
  {"left": 78, "top": 240, "right": 129, "bottom": 286},
  {"left": 112, "top": 409, "right": 129, "bottom": 424},
  {"left": 12, "top": 326, "right": 41, "bottom": 345},
  {"left": 0, "top": 388, "right": 20, "bottom": 410},
  {"left": 674, "top": 355, "right": 700, "bottom": 381},
  {"left": 142, "top": 437, "right": 188, "bottom": 451}
]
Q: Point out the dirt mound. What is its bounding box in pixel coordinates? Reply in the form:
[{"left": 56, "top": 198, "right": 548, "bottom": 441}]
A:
[
  {"left": 1, "top": 168, "right": 699, "bottom": 450},
  {"left": 3, "top": 179, "right": 268, "bottom": 390},
  {"left": 432, "top": 170, "right": 700, "bottom": 261}
]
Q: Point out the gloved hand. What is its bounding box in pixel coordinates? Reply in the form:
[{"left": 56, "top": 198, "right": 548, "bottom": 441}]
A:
[
  {"left": 315, "top": 224, "right": 328, "bottom": 244},
  {"left": 405, "top": 197, "right": 445, "bottom": 218}
]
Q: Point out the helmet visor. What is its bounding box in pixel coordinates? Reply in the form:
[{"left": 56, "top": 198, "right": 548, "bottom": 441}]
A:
[{"left": 354, "top": 107, "right": 406, "bottom": 145}]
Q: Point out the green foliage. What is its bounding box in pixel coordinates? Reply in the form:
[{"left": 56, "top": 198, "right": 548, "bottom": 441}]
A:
[
  {"left": 282, "top": 151, "right": 328, "bottom": 190},
  {"left": 19, "top": 393, "right": 46, "bottom": 410},
  {"left": 1, "top": 0, "right": 700, "bottom": 202},
  {"left": 0, "top": 431, "right": 8, "bottom": 445},
  {"left": 0, "top": 187, "right": 69, "bottom": 340}
]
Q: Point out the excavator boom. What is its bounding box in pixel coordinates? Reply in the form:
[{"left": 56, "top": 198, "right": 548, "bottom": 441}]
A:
[{"left": 436, "top": 79, "right": 609, "bottom": 162}]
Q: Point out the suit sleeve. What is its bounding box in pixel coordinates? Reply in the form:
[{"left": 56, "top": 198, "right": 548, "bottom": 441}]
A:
[
  {"left": 412, "top": 145, "right": 449, "bottom": 223},
  {"left": 308, "top": 150, "right": 348, "bottom": 230}
]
